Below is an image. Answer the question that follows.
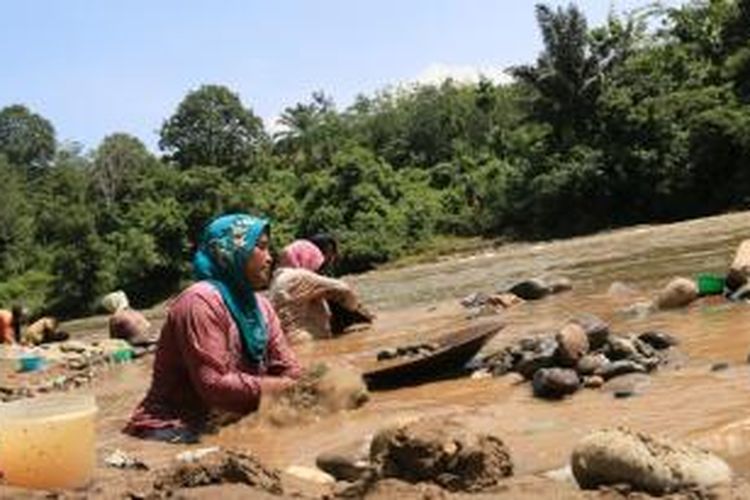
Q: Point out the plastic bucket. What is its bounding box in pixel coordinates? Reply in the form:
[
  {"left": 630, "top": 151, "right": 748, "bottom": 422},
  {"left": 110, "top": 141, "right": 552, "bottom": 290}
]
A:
[
  {"left": 697, "top": 274, "right": 725, "bottom": 296},
  {"left": 0, "top": 394, "right": 97, "bottom": 489}
]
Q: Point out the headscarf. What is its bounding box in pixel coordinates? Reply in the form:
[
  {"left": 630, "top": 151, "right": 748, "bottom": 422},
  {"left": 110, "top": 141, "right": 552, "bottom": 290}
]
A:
[
  {"left": 193, "top": 214, "right": 269, "bottom": 362},
  {"left": 279, "top": 240, "right": 325, "bottom": 272}
]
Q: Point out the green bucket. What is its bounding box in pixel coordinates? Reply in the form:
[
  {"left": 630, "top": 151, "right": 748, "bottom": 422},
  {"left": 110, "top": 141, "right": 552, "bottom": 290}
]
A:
[
  {"left": 111, "top": 348, "right": 133, "bottom": 364},
  {"left": 696, "top": 274, "right": 725, "bottom": 296}
]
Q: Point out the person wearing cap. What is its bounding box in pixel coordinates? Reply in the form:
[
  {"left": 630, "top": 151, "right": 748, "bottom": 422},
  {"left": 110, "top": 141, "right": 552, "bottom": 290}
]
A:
[
  {"left": 269, "top": 238, "right": 374, "bottom": 343},
  {"left": 125, "top": 214, "right": 302, "bottom": 443}
]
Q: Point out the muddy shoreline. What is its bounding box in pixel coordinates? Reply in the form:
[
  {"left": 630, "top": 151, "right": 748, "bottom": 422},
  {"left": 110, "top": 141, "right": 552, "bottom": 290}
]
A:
[{"left": 3, "top": 212, "right": 750, "bottom": 498}]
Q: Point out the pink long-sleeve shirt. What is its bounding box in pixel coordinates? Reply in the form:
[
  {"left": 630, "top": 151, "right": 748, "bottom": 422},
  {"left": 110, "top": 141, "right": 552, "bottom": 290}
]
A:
[{"left": 125, "top": 281, "right": 301, "bottom": 435}]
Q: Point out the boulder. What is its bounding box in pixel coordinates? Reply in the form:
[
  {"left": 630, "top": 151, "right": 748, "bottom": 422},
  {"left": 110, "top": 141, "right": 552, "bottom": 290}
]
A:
[
  {"left": 508, "top": 279, "right": 550, "bottom": 301},
  {"left": 727, "top": 239, "right": 750, "bottom": 292},
  {"left": 555, "top": 323, "right": 589, "bottom": 366},
  {"left": 370, "top": 416, "right": 513, "bottom": 492},
  {"left": 571, "top": 428, "right": 732, "bottom": 495},
  {"left": 532, "top": 368, "right": 580, "bottom": 399},
  {"left": 655, "top": 277, "right": 698, "bottom": 310}
]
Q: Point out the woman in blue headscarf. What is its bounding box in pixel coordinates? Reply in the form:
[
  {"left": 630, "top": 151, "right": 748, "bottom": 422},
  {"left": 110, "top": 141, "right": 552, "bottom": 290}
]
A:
[{"left": 126, "top": 214, "right": 301, "bottom": 443}]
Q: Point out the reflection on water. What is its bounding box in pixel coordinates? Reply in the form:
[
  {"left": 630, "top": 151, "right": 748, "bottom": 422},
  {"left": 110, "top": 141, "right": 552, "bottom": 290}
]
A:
[{"left": 95, "top": 212, "right": 750, "bottom": 481}]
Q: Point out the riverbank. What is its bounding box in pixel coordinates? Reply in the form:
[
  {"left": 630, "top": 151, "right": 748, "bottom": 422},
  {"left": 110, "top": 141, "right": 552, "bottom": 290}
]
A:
[{"left": 3, "top": 210, "right": 750, "bottom": 498}]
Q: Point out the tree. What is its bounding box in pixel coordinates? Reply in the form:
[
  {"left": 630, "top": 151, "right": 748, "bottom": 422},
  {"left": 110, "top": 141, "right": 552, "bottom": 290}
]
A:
[
  {"left": 93, "top": 133, "right": 153, "bottom": 207},
  {"left": 511, "top": 4, "right": 642, "bottom": 147},
  {"left": 159, "top": 85, "right": 265, "bottom": 172},
  {"left": 0, "top": 104, "right": 55, "bottom": 169}
]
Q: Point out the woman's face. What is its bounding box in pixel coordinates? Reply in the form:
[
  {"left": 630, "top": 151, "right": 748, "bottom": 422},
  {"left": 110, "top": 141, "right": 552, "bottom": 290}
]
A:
[{"left": 244, "top": 232, "right": 273, "bottom": 289}]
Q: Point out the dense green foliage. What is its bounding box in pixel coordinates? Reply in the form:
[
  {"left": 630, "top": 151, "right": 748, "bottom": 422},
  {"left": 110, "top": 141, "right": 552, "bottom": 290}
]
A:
[{"left": 2, "top": 1, "right": 750, "bottom": 317}]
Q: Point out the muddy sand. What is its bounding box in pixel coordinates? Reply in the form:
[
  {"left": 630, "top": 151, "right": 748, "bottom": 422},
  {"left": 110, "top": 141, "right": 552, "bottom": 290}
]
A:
[{"left": 4, "top": 211, "right": 750, "bottom": 498}]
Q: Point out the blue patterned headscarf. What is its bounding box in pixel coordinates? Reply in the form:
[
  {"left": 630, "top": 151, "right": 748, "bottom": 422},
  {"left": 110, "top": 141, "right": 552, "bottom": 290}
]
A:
[{"left": 193, "top": 214, "right": 270, "bottom": 363}]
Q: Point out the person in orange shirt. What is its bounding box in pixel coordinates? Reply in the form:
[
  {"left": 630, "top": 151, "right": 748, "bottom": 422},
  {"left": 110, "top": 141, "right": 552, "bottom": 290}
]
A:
[{"left": 0, "top": 306, "right": 24, "bottom": 344}]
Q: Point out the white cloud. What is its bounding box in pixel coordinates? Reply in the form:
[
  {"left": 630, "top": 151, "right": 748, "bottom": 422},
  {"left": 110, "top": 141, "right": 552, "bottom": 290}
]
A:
[{"left": 413, "top": 63, "right": 514, "bottom": 86}]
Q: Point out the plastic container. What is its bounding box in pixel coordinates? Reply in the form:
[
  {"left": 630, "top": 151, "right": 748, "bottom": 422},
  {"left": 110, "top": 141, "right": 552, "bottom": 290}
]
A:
[
  {"left": 697, "top": 273, "right": 725, "bottom": 296},
  {"left": 110, "top": 348, "right": 133, "bottom": 364},
  {"left": 0, "top": 394, "right": 97, "bottom": 489},
  {"left": 18, "top": 354, "right": 46, "bottom": 373}
]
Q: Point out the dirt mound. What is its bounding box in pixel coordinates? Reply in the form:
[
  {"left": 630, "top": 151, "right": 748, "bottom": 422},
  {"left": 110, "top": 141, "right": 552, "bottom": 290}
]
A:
[
  {"left": 265, "top": 363, "right": 369, "bottom": 426},
  {"left": 152, "top": 449, "right": 282, "bottom": 496},
  {"left": 369, "top": 415, "right": 513, "bottom": 492}
]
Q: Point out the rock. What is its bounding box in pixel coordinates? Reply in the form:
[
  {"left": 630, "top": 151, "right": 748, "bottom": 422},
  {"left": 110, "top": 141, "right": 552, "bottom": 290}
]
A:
[
  {"left": 571, "top": 428, "right": 732, "bottom": 495},
  {"left": 285, "top": 465, "right": 335, "bottom": 485},
  {"left": 370, "top": 415, "right": 513, "bottom": 492},
  {"left": 60, "top": 340, "right": 90, "bottom": 354},
  {"left": 596, "top": 360, "right": 647, "bottom": 380},
  {"left": 571, "top": 314, "right": 610, "bottom": 350},
  {"left": 607, "top": 281, "right": 639, "bottom": 298},
  {"left": 487, "top": 293, "right": 524, "bottom": 308},
  {"left": 555, "top": 323, "right": 589, "bottom": 366},
  {"left": 532, "top": 368, "right": 580, "bottom": 399},
  {"left": 614, "top": 389, "right": 636, "bottom": 399},
  {"left": 515, "top": 340, "right": 558, "bottom": 379},
  {"left": 602, "top": 374, "right": 652, "bottom": 396},
  {"left": 460, "top": 292, "right": 490, "bottom": 309},
  {"left": 605, "top": 336, "right": 639, "bottom": 361},
  {"left": 655, "top": 277, "right": 699, "bottom": 310},
  {"left": 548, "top": 277, "right": 572, "bottom": 294},
  {"left": 471, "top": 369, "right": 492, "bottom": 380},
  {"left": 155, "top": 449, "right": 282, "bottom": 494},
  {"left": 632, "top": 338, "right": 657, "bottom": 359},
  {"left": 508, "top": 279, "right": 550, "bottom": 301},
  {"left": 583, "top": 376, "right": 604, "bottom": 389},
  {"left": 316, "top": 452, "right": 372, "bottom": 482},
  {"left": 577, "top": 354, "right": 609, "bottom": 376},
  {"left": 377, "top": 348, "right": 398, "bottom": 361},
  {"left": 176, "top": 447, "right": 221, "bottom": 463},
  {"left": 711, "top": 362, "right": 730, "bottom": 372},
  {"left": 638, "top": 331, "right": 679, "bottom": 350},
  {"left": 105, "top": 449, "right": 149, "bottom": 471},
  {"left": 618, "top": 301, "right": 656, "bottom": 320},
  {"left": 727, "top": 240, "right": 750, "bottom": 292},
  {"left": 728, "top": 282, "right": 750, "bottom": 301},
  {"left": 358, "top": 478, "right": 448, "bottom": 500}
]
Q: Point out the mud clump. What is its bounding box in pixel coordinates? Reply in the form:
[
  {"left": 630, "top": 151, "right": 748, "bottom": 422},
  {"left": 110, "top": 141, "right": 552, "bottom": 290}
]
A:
[
  {"left": 265, "top": 363, "right": 369, "bottom": 426},
  {"left": 153, "top": 449, "right": 282, "bottom": 495},
  {"left": 369, "top": 415, "right": 513, "bottom": 492},
  {"left": 571, "top": 428, "right": 732, "bottom": 495}
]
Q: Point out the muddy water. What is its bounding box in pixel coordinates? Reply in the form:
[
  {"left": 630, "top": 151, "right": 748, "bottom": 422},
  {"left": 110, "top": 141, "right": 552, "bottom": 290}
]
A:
[{"left": 87, "top": 212, "right": 750, "bottom": 489}]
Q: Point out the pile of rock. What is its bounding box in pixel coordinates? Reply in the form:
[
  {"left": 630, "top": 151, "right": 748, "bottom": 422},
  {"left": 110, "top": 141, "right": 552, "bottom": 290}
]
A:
[{"left": 478, "top": 314, "right": 680, "bottom": 399}]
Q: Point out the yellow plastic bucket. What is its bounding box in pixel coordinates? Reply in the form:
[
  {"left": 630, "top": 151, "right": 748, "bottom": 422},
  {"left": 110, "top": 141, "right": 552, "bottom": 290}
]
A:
[{"left": 0, "top": 394, "right": 97, "bottom": 489}]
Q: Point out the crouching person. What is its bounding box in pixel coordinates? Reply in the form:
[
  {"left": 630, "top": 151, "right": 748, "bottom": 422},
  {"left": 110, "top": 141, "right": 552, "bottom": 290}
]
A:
[{"left": 125, "top": 214, "right": 301, "bottom": 443}]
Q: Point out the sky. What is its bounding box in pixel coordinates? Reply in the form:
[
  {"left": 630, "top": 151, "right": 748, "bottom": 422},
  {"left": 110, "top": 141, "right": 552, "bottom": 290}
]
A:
[{"left": 1, "top": 0, "right": 685, "bottom": 151}]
